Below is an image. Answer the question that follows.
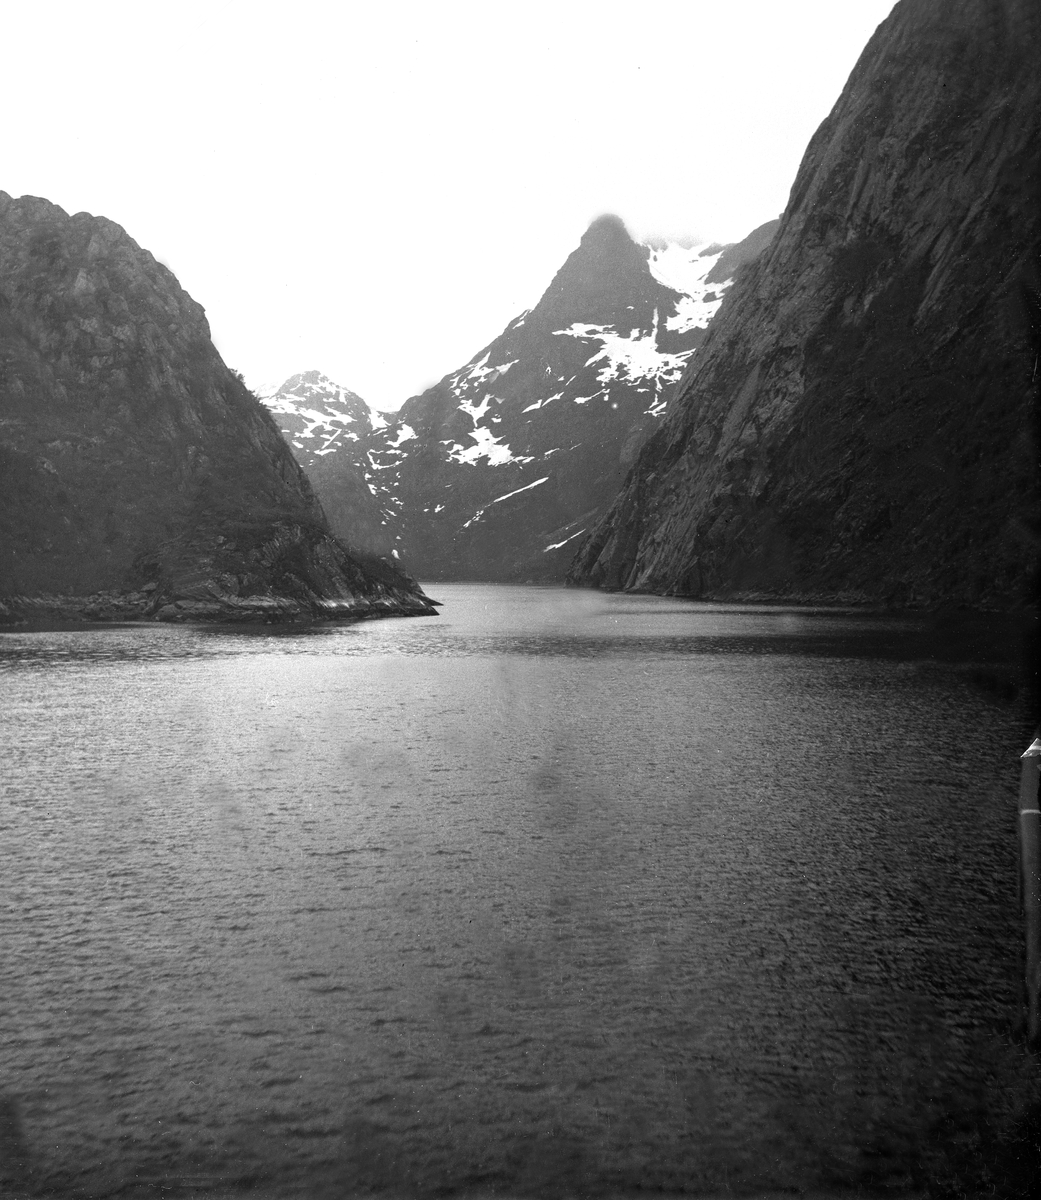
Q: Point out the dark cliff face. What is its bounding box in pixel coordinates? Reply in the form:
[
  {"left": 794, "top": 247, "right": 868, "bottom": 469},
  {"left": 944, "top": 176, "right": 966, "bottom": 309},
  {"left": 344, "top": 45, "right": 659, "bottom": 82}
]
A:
[
  {"left": 0, "top": 193, "right": 435, "bottom": 621},
  {"left": 568, "top": 0, "right": 1041, "bottom": 611},
  {"left": 289, "top": 216, "right": 777, "bottom": 582}
]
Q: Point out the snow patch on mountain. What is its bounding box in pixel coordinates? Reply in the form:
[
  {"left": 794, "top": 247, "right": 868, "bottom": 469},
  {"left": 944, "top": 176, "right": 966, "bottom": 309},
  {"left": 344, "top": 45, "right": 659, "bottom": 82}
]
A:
[
  {"left": 459, "top": 391, "right": 496, "bottom": 423},
  {"left": 386, "top": 423, "right": 417, "bottom": 448},
  {"left": 522, "top": 391, "right": 564, "bottom": 413},
  {"left": 460, "top": 477, "right": 549, "bottom": 531},
  {"left": 647, "top": 241, "right": 722, "bottom": 292},
  {"left": 557, "top": 321, "right": 694, "bottom": 389},
  {"left": 492, "top": 477, "right": 549, "bottom": 504},
  {"left": 544, "top": 527, "right": 587, "bottom": 552},
  {"left": 443, "top": 426, "right": 533, "bottom": 467},
  {"left": 258, "top": 371, "right": 389, "bottom": 467},
  {"left": 647, "top": 242, "right": 734, "bottom": 334},
  {"left": 266, "top": 401, "right": 362, "bottom": 454},
  {"left": 451, "top": 353, "right": 519, "bottom": 395}
]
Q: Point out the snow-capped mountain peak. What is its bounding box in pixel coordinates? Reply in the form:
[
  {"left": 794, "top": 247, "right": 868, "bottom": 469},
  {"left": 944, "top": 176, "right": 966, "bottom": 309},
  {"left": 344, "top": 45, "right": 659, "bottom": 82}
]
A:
[{"left": 258, "top": 370, "right": 385, "bottom": 468}]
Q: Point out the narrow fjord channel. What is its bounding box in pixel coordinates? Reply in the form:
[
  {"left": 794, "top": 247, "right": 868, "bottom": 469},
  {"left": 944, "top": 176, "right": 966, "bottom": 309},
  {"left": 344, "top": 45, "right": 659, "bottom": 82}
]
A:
[{"left": 1, "top": 585, "right": 1031, "bottom": 1196}]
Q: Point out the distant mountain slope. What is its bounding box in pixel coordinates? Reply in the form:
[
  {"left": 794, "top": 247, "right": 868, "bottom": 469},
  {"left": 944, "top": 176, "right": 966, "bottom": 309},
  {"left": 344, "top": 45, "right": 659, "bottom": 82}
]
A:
[
  {"left": 389, "top": 215, "right": 781, "bottom": 581},
  {"left": 275, "top": 215, "right": 777, "bottom": 580},
  {"left": 569, "top": 0, "right": 1040, "bottom": 611},
  {"left": 259, "top": 370, "right": 398, "bottom": 557},
  {"left": 0, "top": 194, "right": 436, "bottom": 622}
]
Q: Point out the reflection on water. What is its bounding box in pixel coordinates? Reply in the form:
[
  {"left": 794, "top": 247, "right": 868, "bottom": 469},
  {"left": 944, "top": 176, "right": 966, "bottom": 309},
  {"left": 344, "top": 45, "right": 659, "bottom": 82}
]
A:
[
  {"left": 0, "top": 586, "right": 1029, "bottom": 667},
  {"left": 0, "top": 585, "right": 1035, "bottom": 1196}
]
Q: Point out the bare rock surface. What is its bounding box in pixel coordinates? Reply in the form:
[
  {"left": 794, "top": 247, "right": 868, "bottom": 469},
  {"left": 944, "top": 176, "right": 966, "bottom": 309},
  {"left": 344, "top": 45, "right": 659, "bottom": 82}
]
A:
[
  {"left": 0, "top": 194, "right": 436, "bottom": 623},
  {"left": 569, "top": 0, "right": 1041, "bottom": 610}
]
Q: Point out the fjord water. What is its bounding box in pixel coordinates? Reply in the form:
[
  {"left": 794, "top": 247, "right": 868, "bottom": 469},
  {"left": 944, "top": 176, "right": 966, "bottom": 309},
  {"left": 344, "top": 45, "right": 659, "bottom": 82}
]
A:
[{"left": 1, "top": 585, "right": 1031, "bottom": 1196}]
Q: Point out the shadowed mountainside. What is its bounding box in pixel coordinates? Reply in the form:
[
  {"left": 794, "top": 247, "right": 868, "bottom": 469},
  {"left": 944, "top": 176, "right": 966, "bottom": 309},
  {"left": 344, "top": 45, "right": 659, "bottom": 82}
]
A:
[
  {"left": 568, "top": 0, "right": 1040, "bottom": 611},
  {"left": 0, "top": 193, "right": 435, "bottom": 622}
]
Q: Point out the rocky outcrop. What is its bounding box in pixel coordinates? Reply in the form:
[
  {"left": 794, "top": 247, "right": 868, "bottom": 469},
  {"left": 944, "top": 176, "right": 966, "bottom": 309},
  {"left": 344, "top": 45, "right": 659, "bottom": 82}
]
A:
[
  {"left": 0, "top": 193, "right": 437, "bottom": 623},
  {"left": 568, "top": 0, "right": 1040, "bottom": 610},
  {"left": 277, "top": 216, "right": 777, "bottom": 581}
]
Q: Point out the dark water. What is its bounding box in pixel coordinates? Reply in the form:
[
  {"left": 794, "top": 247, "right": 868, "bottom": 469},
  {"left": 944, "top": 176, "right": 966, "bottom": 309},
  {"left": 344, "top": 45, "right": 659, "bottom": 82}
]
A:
[{"left": 0, "top": 586, "right": 1035, "bottom": 1197}]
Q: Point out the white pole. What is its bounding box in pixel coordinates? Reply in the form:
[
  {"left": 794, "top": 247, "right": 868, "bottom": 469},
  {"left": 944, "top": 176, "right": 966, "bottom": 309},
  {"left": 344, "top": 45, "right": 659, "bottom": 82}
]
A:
[{"left": 1019, "top": 735, "right": 1041, "bottom": 1046}]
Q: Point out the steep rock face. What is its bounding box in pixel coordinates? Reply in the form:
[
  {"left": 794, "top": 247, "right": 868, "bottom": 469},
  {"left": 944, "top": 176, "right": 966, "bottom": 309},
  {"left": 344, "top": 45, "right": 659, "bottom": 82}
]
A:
[
  {"left": 0, "top": 194, "right": 436, "bottom": 622},
  {"left": 569, "top": 0, "right": 1040, "bottom": 610},
  {"left": 285, "top": 215, "right": 777, "bottom": 581}
]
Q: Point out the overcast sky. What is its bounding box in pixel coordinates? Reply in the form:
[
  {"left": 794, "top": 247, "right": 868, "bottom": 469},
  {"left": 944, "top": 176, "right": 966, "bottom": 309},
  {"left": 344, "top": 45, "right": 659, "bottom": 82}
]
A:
[{"left": 3, "top": 0, "right": 895, "bottom": 408}]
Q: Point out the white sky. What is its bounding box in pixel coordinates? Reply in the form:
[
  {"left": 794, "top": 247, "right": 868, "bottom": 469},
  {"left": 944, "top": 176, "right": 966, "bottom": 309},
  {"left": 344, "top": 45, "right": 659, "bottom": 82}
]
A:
[{"left": 2, "top": 0, "right": 895, "bottom": 409}]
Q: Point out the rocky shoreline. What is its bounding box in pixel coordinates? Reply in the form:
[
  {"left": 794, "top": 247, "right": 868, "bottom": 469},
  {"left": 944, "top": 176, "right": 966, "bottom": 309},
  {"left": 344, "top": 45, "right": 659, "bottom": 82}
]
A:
[{"left": 0, "top": 585, "right": 439, "bottom": 627}]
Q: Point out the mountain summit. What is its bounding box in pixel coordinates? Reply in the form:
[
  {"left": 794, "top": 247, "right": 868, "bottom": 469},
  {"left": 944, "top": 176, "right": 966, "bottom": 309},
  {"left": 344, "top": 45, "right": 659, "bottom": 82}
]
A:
[
  {"left": 258, "top": 371, "right": 388, "bottom": 470},
  {"left": 534, "top": 213, "right": 669, "bottom": 327}
]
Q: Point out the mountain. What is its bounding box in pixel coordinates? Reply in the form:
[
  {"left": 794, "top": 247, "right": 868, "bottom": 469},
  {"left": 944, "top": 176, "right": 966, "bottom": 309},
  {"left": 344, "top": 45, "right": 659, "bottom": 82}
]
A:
[
  {"left": 258, "top": 370, "right": 398, "bottom": 558},
  {"left": 0, "top": 193, "right": 437, "bottom": 623},
  {"left": 268, "top": 214, "right": 777, "bottom": 581},
  {"left": 569, "top": 0, "right": 1041, "bottom": 611}
]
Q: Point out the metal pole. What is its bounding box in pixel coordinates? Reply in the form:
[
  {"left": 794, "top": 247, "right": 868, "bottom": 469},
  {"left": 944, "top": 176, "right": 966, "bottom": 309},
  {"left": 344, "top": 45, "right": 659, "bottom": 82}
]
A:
[{"left": 1019, "top": 735, "right": 1041, "bottom": 1046}]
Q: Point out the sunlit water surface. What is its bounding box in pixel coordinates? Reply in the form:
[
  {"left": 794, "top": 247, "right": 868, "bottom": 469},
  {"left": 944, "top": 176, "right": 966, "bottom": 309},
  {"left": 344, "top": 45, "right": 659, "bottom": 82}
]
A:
[{"left": 0, "top": 585, "right": 1031, "bottom": 1196}]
